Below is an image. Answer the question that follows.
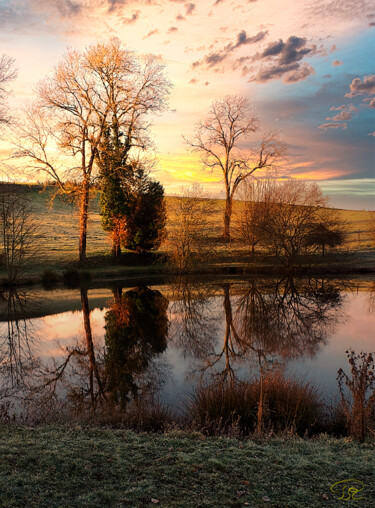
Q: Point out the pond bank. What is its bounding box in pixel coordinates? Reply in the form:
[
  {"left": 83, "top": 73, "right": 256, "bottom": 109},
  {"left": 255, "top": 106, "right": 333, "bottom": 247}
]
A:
[
  {"left": 1, "top": 426, "right": 374, "bottom": 507},
  {"left": 1, "top": 249, "right": 375, "bottom": 289}
]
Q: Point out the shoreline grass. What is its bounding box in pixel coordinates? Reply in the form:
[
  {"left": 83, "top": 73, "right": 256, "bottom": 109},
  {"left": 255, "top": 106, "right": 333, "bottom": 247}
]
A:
[{"left": 1, "top": 425, "right": 374, "bottom": 507}]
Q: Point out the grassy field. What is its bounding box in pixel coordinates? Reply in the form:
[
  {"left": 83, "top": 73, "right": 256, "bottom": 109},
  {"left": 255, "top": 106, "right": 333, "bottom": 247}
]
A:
[
  {"left": 0, "top": 426, "right": 374, "bottom": 507},
  {"left": 1, "top": 183, "right": 374, "bottom": 279}
]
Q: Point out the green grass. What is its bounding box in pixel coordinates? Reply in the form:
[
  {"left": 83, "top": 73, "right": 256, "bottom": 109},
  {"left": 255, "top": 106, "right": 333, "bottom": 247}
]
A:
[{"left": 0, "top": 426, "right": 374, "bottom": 507}]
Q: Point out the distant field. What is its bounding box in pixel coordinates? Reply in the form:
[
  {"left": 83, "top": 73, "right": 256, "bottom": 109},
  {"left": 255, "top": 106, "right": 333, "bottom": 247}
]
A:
[{"left": 2, "top": 184, "right": 375, "bottom": 267}]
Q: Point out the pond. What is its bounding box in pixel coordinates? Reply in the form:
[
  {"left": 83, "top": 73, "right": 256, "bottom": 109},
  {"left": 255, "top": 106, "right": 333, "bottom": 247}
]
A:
[{"left": 0, "top": 276, "right": 374, "bottom": 421}]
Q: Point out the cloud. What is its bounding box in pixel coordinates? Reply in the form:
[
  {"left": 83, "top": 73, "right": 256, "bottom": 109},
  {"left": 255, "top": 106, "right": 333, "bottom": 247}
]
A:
[
  {"left": 250, "top": 36, "right": 319, "bottom": 83},
  {"left": 364, "top": 98, "right": 375, "bottom": 108},
  {"left": 144, "top": 29, "right": 159, "bottom": 39},
  {"left": 106, "top": 0, "right": 127, "bottom": 13},
  {"left": 194, "top": 30, "right": 268, "bottom": 69},
  {"left": 185, "top": 3, "right": 195, "bottom": 15},
  {"left": 319, "top": 122, "right": 348, "bottom": 130},
  {"left": 122, "top": 11, "right": 139, "bottom": 24},
  {"left": 204, "top": 52, "right": 227, "bottom": 67},
  {"left": 326, "top": 111, "right": 352, "bottom": 121},
  {"left": 224, "top": 30, "right": 268, "bottom": 51},
  {"left": 0, "top": 0, "right": 147, "bottom": 35},
  {"left": 345, "top": 74, "right": 375, "bottom": 97},
  {"left": 283, "top": 63, "right": 315, "bottom": 83},
  {"left": 262, "top": 36, "right": 317, "bottom": 65},
  {"left": 309, "top": 0, "right": 374, "bottom": 21},
  {"left": 333, "top": 60, "right": 343, "bottom": 66},
  {"left": 329, "top": 103, "right": 358, "bottom": 112}
]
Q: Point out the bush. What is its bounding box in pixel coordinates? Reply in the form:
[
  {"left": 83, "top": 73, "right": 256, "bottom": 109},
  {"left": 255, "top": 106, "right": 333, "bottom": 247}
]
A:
[
  {"left": 41, "top": 270, "right": 60, "bottom": 287},
  {"left": 62, "top": 269, "right": 91, "bottom": 287},
  {"left": 188, "top": 372, "right": 323, "bottom": 436},
  {"left": 337, "top": 350, "right": 375, "bottom": 442},
  {"left": 167, "top": 184, "right": 217, "bottom": 272}
]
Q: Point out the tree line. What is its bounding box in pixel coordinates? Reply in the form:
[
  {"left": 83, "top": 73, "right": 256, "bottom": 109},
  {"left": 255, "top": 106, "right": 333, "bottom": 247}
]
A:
[{"left": 0, "top": 40, "right": 359, "bottom": 278}]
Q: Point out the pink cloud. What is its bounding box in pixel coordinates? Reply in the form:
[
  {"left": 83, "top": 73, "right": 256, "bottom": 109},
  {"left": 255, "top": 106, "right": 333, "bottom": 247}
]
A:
[
  {"left": 319, "top": 122, "right": 348, "bottom": 131},
  {"left": 345, "top": 74, "right": 375, "bottom": 97},
  {"left": 325, "top": 111, "right": 352, "bottom": 121}
]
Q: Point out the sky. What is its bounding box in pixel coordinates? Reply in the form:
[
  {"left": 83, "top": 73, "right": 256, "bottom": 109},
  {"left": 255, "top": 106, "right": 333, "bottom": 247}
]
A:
[{"left": 0, "top": 0, "right": 374, "bottom": 209}]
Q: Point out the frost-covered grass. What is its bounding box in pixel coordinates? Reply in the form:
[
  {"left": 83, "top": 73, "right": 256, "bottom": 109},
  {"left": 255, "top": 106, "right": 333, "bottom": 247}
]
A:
[{"left": 1, "top": 425, "right": 374, "bottom": 507}]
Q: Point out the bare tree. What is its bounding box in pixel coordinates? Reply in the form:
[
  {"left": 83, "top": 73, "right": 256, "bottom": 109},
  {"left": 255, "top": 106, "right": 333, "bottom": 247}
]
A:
[
  {"left": 0, "top": 54, "right": 17, "bottom": 127},
  {"left": 235, "top": 177, "right": 274, "bottom": 253},
  {"left": 255, "top": 179, "right": 329, "bottom": 268},
  {"left": 15, "top": 40, "right": 171, "bottom": 262},
  {"left": 167, "top": 183, "right": 217, "bottom": 272},
  {"left": 185, "top": 95, "right": 285, "bottom": 240},
  {"left": 0, "top": 184, "right": 37, "bottom": 281},
  {"left": 306, "top": 207, "right": 347, "bottom": 257}
]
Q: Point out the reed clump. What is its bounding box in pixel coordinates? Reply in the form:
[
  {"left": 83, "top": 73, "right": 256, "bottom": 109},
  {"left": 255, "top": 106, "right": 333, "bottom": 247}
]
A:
[
  {"left": 337, "top": 349, "right": 375, "bottom": 442},
  {"left": 188, "top": 372, "right": 323, "bottom": 437}
]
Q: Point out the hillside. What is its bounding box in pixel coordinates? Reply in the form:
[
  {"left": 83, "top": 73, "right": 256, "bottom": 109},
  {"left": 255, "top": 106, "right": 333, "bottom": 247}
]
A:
[{"left": 0, "top": 183, "right": 374, "bottom": 274}]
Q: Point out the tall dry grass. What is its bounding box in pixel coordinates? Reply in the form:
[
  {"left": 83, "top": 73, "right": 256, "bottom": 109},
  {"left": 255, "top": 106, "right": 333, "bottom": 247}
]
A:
[
  {"left": 188, "top": 372, "right": 323, "bottom": 437},
  {"left": 337, "top": 349, "right": 375, "bottom": 442}
]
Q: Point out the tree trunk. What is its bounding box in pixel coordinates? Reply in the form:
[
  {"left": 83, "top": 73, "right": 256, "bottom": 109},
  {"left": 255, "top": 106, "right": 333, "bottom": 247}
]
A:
[
  {"left": 223, "top": 193, "right": 233, "bottom": 241},
  {"left": 81, "top": 288, "right": 104, "bottom": 401},
  {"left": 111, "top": 240, "right": 122, "bottom": 258},
  {"left": 79, "top": 179, "right": 90, "bottom": 263}
]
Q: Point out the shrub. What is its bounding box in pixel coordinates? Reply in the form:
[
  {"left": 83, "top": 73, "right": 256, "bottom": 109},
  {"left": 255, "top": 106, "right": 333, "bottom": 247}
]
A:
[
  {"left": 167, "top": 184, "right": 217, "bottom": 272},
  {"left": 188, "top": 372, "right": 323, "bottom": 436},
  {"left": 337, "top": 349, "right": 375, "bottom": 442},
  {"left": 41, "top": 270, "right": 60, "bottom": 287},
  {"left": 62, "top": 269, "right": 91, "bottom": 287}
]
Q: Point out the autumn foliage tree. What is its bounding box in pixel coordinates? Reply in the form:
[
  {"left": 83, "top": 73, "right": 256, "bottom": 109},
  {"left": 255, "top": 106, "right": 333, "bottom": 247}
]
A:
[
  {"left": 185, "top": 95, "right": 285, "bottom": 241},
  {"left": 16, "top": 40, "right": 171, "bottom": 262}
]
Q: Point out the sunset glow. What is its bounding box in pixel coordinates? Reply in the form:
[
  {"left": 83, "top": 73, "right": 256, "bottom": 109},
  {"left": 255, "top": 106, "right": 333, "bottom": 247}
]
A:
[{"left": 0, "top": 0, "right": 374, "bottom": 208}]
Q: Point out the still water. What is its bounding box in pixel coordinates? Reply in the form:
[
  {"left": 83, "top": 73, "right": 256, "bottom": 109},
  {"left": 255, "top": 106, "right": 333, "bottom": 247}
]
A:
[{"left": 0, "top": 276, "right": 374, "bottom": 417}]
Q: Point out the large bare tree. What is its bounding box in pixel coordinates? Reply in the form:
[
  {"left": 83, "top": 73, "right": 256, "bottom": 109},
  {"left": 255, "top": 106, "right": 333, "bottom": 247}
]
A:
[
  {"left": 185, "top": 95, "right": 285, "bottom": 240},
  {"left": 0, "top": 54, "right": 17, "bottom": 127},
  {"left": 15, "top": 40, "right": 171, "bottom": 262}
]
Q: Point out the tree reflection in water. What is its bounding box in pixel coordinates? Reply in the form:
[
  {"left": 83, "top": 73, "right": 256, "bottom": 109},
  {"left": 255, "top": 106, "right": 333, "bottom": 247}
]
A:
[
  {"left": 105, "top": 286, "right": 169, "bottom": 407},
  {"left": 0, "top": 277, "right": 357, "bottom": 422},
  {"left": 0, "top": 289, "right": 38, "bottom": 402},
  {"left": 40, "top": 286, "right": 169, "bottom": 410},
  {"left": 171, "top": 277, "right": 346, "bottom": 383}
]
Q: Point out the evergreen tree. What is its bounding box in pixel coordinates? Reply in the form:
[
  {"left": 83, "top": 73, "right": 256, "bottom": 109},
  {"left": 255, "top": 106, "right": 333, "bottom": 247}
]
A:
[
  {"left": 125, "top": 167, "right": 167, "bottom": 253},
  {"left": 97, "top": 123, "right": 166, "bottom": 256}
]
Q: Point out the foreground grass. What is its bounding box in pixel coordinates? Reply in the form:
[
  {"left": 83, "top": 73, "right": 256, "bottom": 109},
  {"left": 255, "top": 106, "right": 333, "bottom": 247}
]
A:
[{"left": 1, "top": 426, "right": 374, "bottom": 507}]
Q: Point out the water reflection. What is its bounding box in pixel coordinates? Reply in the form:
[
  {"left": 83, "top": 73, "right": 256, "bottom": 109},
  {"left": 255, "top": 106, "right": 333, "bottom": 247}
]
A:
[
  {"left": 40, "top": 286, "right": 168, "bottom": 409},
  {"left": 104, "top": 286, "right": 169, "bottom": 406},
  {"left": 171, "top": 277, "right": 345, "bottom": 383},
  {"left": 0, "top": 290, "right": 38, "bottom": 401},
  {"left": 0, "top": 276, "right": 372, "bottom": 421}
]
